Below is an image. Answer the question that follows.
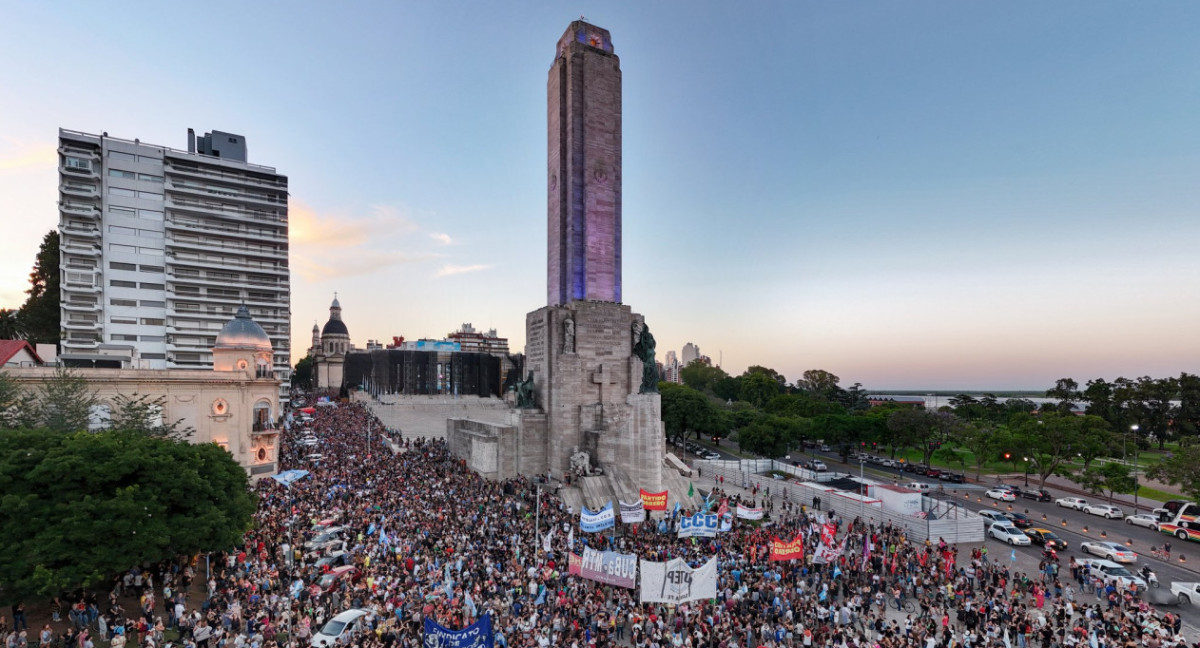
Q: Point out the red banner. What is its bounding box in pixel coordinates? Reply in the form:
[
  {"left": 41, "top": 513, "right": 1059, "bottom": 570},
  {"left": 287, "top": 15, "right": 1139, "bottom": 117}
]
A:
[
  {"left": 568, "top": 552, "right": 582, "bottom": 576},
  {"left": 640, "top": 489, "right": 668, "bottom": 510},
  {"left": 770, "top": 535, "right": 805, "bottom": 562}
]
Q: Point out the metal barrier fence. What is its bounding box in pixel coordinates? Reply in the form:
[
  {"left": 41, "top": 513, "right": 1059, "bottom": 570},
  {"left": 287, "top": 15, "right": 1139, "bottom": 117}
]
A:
[{"left": 694, "top": 459, "right": 985, "bottom": 544}]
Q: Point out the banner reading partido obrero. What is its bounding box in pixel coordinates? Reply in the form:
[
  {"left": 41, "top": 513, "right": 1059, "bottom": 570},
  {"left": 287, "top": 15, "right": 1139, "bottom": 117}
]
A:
[
  {"left": 639, "top": 489, "right": 667, "bottom": 510},
  {"left": 769, "top": 534, "right": 805, "bottom": 561}
]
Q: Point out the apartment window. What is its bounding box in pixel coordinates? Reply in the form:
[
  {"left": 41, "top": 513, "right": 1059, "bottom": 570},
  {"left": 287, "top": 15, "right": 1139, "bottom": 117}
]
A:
[
  {"left": 109, "top": 169, "right": 136, "bottom": 179},
  {"left": 140, "top": 282, "right": 164, "bottom": 290},
  {"left": 112, "top": 334, "right": 138, "bottom": 342},
  {"left": 140, "top": 265, "right": 164, "bottom": 273},
  {"left": 66, "top": 272, "right": 94, "bottom": 285},
  {"left": 69, "top": 295, "right": 97, "bottom": 305},
  {"left": 138, "top": 173, "right": 163, "bottom": 183},
  {"left": 138, "top": 191, "right": 163, "bottom": 201},
  {"left": 209, "top": 271, "right": 237, "bottom": 281},
  {"left": 138, "top": 209, "right": 163, "bottom": 221},
  {"left": 140, "top": 318, "right": 164, "bottom": 326},
  {"left": 109, "top": 151, "right": 136, "bottom": 162},
  {"left": 142, "top": 353, "right": 165, "bottom": 360},
  {"left": 110, "top": 280, "right": 137, "bottom": 288},
  {"left": 139, "top": 247, "right": 163, "bottom": 256},
  {"left": 175, "top": 303, "right": 200, "bottom": 311},
  {"left": 140, "top": 300, "right": 165, "bottom": 307},
  {"left": 208, "top": 288, "right": 240, "bottom": 299},
  {"left": 108, "top": 206, "right": 137, "bottom": 218},
  {"left": 175, "top": 286, "right": 201, "bottom": 296},
  {"left": 174, "top": 268, "right": 200, "bottom": 278},
  {"left": 110, "top": 298, "right": 137, "bottom": 307},
  {"left": 64, "top": 157, "right": 91, "bottom": 171},
  {"left": 138, "top": 229, "right": 163, "bottom": 240},
  {"left": 110, "top": 316, "right": 136, "bottom": 324},
  {"left": 140, "top": 335, "right": 165, "bottom": 342},
  {"left": 109, "top": 261, "right": 137, "bottom": 271},
  {"left": 108, "top": 225, "right": 136, "bottom": 236},
  {"left": 110, "top": 187, "right": 135, "bottom": 197},
  {"left": 175, "top": 352, "right": 201, "bottom": 362},
  {"left": 109, "top": 244, "right": 136, "bottom": 254},
  {"left": 137, "top": 155, "right": 158, "bottom": 164}
]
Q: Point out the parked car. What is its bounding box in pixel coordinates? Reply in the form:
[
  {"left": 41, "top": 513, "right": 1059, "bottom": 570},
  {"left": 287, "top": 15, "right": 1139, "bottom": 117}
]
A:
[
  {"left": 978, "top": 509, "right": 1009, "bottom": 524},
  {"left": 1025, "top": 528, "right": 1069, "bottom": 550},
  {"left": 305, "top": 528, "right": 346, "bottom": 551},
  {"left": 1083, "top": 504, "right": 1125, "bottom": 520},
  {"left": 310, "top": 608, "right": 370, "bottom": 648},
  {"left": 1125, "top": 513, "right": 1160, "bottom": 531},
  {"left": 925, "top": 468, "right": 942, "bottom": 479},
  {"left": 313, "top": 551, "right": 352, "bottom": 570},
  {"left": 986, "top": 489, "right": 1016, "bottom": 502},
  {"left": 903, "top": 463, "right": 918, "bottom": 473},
  {"left": 940, "top": 472, "right": 965, "bottom": 483},
  {"left": 703, "top": 451, "right": 721, "bottom": 460},
  {"left": 1080, "top": 559, "right": 1146, "bottom": 591},
  {"left": 315, "top": 566, "right": 360, "bottom": 594},
  {"left": 1056, "top": 497, "right": 1089, "bottom": 510},
  {"left": 990, "top": 523, "right": 1032, "bottom": 545},
  {"left": 1081, "top": 541, "right": 1137, "bottom": 563},
  {"left": 1004, "top": 512, "right": 1033, "bottom": 528},
  {"left": 1020, "top": 488, "right": 1052, "bottom": 502},
  {"left": 819, "top": 444, "right": 831, "bottom": 452}
]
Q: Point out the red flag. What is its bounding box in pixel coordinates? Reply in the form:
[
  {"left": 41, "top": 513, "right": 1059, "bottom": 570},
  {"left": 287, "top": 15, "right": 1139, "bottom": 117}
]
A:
[{"left": 770, "top": 535, "right": 805, "bottom": 562}]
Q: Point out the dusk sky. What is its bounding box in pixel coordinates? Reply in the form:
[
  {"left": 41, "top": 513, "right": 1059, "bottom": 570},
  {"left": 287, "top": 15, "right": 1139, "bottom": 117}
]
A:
[{"left": 2, "top": 2, "right": 1199, "bottom": 391}]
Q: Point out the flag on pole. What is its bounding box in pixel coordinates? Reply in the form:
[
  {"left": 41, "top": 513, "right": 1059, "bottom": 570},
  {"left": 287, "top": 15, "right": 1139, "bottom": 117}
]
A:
[
  {"left": 543, "top": 527, "right": 556, "bottom": 553},
  {"left": 688, "top": 482, "right": 694, "bottom": 498},
  {"left": 567, "top": 526, "right": 574, "bottom": 552}
]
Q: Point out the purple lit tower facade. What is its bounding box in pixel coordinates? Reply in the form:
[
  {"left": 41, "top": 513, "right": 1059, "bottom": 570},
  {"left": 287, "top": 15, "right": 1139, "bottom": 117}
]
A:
[{"left": 547, "top": 21, "right": 622, "bottom": 306}]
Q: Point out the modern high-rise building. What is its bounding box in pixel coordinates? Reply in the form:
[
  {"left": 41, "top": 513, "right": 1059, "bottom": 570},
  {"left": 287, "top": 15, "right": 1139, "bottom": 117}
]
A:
[
  {"left": 57, "top": 128, "right": 291, "bottom": 381},
  {"left": 681, "top": 342, "right": 700, "bottom": 367}
]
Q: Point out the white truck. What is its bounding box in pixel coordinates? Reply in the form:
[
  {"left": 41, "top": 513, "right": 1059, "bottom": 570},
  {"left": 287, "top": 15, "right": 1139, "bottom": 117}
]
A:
[{"left": 1172, "top": 582, "right": 1200, "bottom": 605}]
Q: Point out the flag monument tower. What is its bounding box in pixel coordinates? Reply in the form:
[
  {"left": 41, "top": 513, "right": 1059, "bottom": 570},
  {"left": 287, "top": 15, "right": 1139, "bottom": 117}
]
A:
[{"left": 448, "top": 21, "right": 693, "bottom": 511}]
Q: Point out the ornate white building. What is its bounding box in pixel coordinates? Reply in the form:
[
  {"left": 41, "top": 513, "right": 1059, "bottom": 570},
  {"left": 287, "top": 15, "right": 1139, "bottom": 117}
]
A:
[{"left": 310, "top": 295, "right": 351, "bottom": 390}]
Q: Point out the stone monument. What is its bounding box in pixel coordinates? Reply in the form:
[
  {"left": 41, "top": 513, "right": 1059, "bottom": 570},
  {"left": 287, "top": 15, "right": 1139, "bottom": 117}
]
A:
[{"left": 449, "top": 21, "right": 674, "bottom": 502}]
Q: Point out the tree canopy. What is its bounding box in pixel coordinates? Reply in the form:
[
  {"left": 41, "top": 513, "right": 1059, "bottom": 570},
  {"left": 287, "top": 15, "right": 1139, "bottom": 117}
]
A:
[
  {"left": 0, "top": 428, "right": 255, "bottom": 604},
  {"left": 15, "top": 230, "right": 60, "bottom": 345}
]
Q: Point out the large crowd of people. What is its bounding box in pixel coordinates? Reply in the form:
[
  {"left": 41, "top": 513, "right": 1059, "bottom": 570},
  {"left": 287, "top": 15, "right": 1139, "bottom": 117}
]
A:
[{"left": 8, "top": 397, "right": 1195, "bottom": 648}]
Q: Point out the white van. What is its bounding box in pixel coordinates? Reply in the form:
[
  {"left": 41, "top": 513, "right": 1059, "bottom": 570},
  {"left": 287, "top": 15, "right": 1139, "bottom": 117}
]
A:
[
  {"left": 311, "top": 609, "right": 370, "bottom": 648},
  {"left": 905, "top": 482, "right": 932, "bottom": 492}
]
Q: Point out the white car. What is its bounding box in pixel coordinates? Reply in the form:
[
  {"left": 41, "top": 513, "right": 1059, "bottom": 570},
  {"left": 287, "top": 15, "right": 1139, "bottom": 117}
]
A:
[
  {"left": 311, "top": 609, "right": 370, "bottom": 648},
  {"left": 989, "top": 523, "right": 1032, "bottom": 545},
  {"left": 1081, "top": 541, "right": 1138, "bottom": 563},
  {"left": 1083, "top": 504, "right": 1125, "bottom": 520},
  {"left": 1081, "top": 559, "right": 1147, "bottom": 591},
  {"left": 1056, "top": 497, "right": 1089, "bottom": 510},
  {"left": 978, "top": 509, "right": 1009, "bottom": 524},
  {"left": 985, "top": 489, "right": 1016, "bottom": 502},
  {"left": 1125, "top": 513, "right": 1160, "bottom": 531}
]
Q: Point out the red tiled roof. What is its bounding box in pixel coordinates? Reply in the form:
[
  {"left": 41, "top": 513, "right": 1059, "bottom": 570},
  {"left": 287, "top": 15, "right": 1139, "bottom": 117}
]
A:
[{"left": 0, "top": 339, "right": 43, "bottom": 366}]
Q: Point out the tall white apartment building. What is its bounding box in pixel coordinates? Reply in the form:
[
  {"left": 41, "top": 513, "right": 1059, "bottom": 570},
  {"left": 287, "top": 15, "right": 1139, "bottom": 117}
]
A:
[{"left": 57, "top": 128, "right": 291, "bottom": 381}]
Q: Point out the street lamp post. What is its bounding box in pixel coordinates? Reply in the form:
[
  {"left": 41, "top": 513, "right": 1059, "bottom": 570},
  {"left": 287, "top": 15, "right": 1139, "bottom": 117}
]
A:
[
  {"left": 1130, "top": 424, "right": 1140, "bottom": 511},
  {"left": 1023, "top": 457, "right": 1030, "bottom": 488}
]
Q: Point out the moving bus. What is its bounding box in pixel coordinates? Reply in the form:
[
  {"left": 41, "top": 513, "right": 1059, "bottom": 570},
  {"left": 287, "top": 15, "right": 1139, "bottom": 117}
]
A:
[{"left": 1159, "top": 501, "right": 1200, "bottom": 542}]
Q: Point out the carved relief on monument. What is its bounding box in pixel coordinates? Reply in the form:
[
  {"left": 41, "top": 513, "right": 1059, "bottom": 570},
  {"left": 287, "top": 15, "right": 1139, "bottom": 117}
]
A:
[
  {"left": 562, "top": 316, "right": 575, "bottom": 354},
  {"left": 527, "top": 313, "right": 546, "bottom": 359}
]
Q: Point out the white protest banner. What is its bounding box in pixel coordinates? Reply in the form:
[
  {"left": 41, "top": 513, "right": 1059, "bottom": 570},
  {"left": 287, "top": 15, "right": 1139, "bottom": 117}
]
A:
[
  {"left": 619, "top": 500, "right": 646, "bottom": 524},
  {"left": 639, "top": 557, "right": 718, "bottom": 604},
  {"left": 735, "top": 504, "right": 763, "bottom": 520}
]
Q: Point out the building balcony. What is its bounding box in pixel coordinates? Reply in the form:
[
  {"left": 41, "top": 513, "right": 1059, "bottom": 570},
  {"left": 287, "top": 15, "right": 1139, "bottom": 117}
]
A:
[
  {"left": 164, "top": 161, "right": 288, "bottom": 190},
  {"left": 163, "top": 219, "right": 286, "bottom": 243},
  {"left": 165, "top": 235, "right": 287, "bottom": 260},
  {"left": 63, "top": 320, "right": 101, "bottom": 331},
  {"left": 62, "top": 339, "right": 101, "bottom": 350},
  {"left": 62, "top": 244, "right": 99, "bottom": 257},
  {"left": 166, "top": 181, "right": 286, "bottom": 210},
  {"left": 166, "top": 197, "right": 285, "bottom": 227},
  {"left": 61, "top": 202, "right": 100, "bottom": 217},
  {"left": 61, "top": 183, "right": 99, "bottom": 198},
  {"left": 166, "top": 251, "right": 288, "bottom": 275},
  {"left": 62, "top": 224, "right": 100, "bottom": 238},
  {"left": 58, "top": 144, "right": 99, "bottom": 159},
  {"left": 62, "top": 301, "right": 101, "bottom": 313}
]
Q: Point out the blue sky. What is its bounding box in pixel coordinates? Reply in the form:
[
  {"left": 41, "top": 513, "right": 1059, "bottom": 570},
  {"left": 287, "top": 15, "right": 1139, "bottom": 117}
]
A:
[{"left": 2, "top": 2, "right": 1199, "bottom": 390}]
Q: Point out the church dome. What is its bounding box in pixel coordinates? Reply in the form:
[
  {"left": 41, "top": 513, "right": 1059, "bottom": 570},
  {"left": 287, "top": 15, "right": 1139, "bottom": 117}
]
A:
[
  {"left": 216, "top": 305, "right": 273, "bottom": 351},
  {"left": 322, "top": 319, "right": 349, "bottom": 337}
]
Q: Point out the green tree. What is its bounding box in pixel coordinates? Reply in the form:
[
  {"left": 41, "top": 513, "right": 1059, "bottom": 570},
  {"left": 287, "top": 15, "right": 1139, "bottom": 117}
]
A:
[
  {"left": 0, "top": 371, "right": 37, "bottom": 430},
  {"left": 1011, "top": 411, "right": 1113, "bottom": 489},
  {"left": 1174, "top": 373, "right": 1200, "bottom": 440},
  {"left": 107, "top": 393, "right": 194, "bottom": 441},
  {"left": 712, "top": 376, "right": 741, "bottom": 402},
  {"left": 1148, "top": 445, "right": 1200, "bottom": 501},
  {"left": 37, "top": 367, "right": 98, "bottom": 433},
  {"left": 292, "top": 356, "right": 314, "bottom": 390},
  {"left": 679, "top": 362, "right": 728, "bottom": 395},
  {"left": 0, "top": 428, "right": 256, "bottom": 603},
  {"left": 660, "top": 383, "right": 724, "bottom": 442},
  {"left": 0, "top": 308, "right": 25, "bottom": 340},
  {"left": 738, "top": 371, "right": 781, "bottom": 409},
  {"left": 17, "top": 230, "right": 60, "bottom": 346},
  {"left": 1045, "top": 378, "right": 1081, "bottom": 414},
  {"left": 796, "top": 369, "right": 841, "bottom": 400},
  {"left": 1075, "top": 462, "right": 1137, "bottom": 504},
  {"left": 955, "top": 421, "right": 1012, "bottom": 480}
]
